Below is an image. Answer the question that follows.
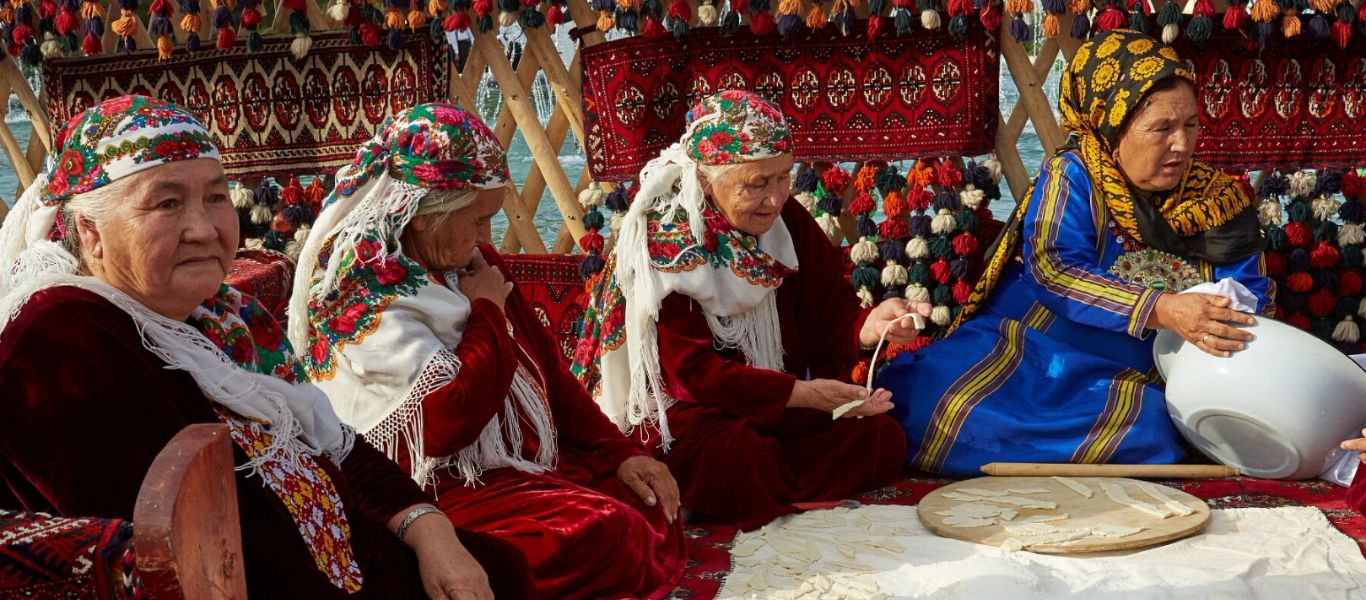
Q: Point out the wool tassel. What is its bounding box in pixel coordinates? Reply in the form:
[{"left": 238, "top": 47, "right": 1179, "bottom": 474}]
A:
[
  {"left": 211, "top": 0, "right": 234, "bottom": 48},
  {"left": 240, "top": 0, "right": 262, "bottom": 50},
  {"left": 1187, "top": 0, "right": 1214, "bottom": 39},
  {"left": 918, "top": 0, "right": 940, "bottom": 28},
  {"left": 111, "top": 0, "right": 139, "bottom": 53},
  {"left": 327, "top": 0, "right": 348, "bottom": 20},
  {"left": 1005, "top": 0, "right": 1030, "bottom": 39},
  {"left": 1332, "top": 1, "right": 1352, "bottom": 48},
  {"left": 698, "top": 0, "right": 718, "bottom": 24},
  {"left": 1096, "top": 0, "right": 1126, "bottom": 30},
  {"left": 776, "top": 0, "right": 802, "bottom": 34},
  {"left": 1334, "top": 316, "right": 1361, "bottom": 343},
  {"left": 1281, "top": 7, "right": 1301, "bottom": 36},
  {"left": 882, "top": 261, "right": 909, "bottom": 287},
  {"left": 1156, "top": 0, "right": 1179, "bottom": 41},
  {"left": 1223, "top": 0, "right": 1249, "bottom": 29},
  {"left": 804, "top": 0, "right": 825, "bottom": 29}
]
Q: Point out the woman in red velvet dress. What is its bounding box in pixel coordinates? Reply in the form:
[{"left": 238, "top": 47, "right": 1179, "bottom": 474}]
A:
[
  {"left": 0, "top": 96, "right": 531, "bottom": 599},
  {"left": 574, "top": 90, "right": 928, "bottom": 530},
  {"left": 289, "top": 103, "right": 687, "bottom": 599}
]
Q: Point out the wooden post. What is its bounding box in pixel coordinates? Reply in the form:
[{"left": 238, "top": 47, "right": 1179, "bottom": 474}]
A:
[{"left": 473, "top": 30, "right": 588, "bottom": 245}]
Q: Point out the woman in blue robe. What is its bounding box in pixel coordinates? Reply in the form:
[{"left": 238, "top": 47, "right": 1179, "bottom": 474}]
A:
[{"left": 879, "top": 30, "right": 1275, "bottom": 477}]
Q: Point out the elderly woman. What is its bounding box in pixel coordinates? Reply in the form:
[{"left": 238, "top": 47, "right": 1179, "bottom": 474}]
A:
[
  {"left": 288, "top": 103, "right": 686, "bottom": 600},
  {"left": 0, "top": 96, "right": 533, "bottom": 599},
  {"left": 877, "top": 30, "right": 1274, "bottom": 477},
  {"left": 574, "top": 90, "right": 922, "bottom": 530}
]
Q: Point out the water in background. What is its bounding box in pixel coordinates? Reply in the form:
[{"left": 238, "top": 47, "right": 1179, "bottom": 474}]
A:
[{"left": 0, "top": 37, "right": 1061, "bottom": 250}]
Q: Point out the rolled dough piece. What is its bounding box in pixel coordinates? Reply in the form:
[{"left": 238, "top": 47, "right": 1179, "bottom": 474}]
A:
[
  {"left": 977, "top": 495, "right": 1058, "bottom": 509},
  {"left": 1137, "top": 482, "right": 1196, "bottom": 517},
  {"left": 942, "top": 516, "right": 996, "bottom": 527},
  {"left": 1020, "top": 513, "right": 1069, "bottom": 523},
  {"left": 1051, "top": 476, "right": 1094, "bottom": 498},
  {"left": 957, "top": 488, "right": 1010, "bottom": 497},
  {"left": 1005, "top": 487, "right": 1051, "bottom": 495},
  {"left": 1098, "top": 481, "right": 1172, "bottom": 518}
]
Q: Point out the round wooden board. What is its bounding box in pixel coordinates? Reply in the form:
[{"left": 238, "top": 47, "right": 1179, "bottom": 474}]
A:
[{"left": 918, "top": 476, "right": 1211, "bottom": 554}]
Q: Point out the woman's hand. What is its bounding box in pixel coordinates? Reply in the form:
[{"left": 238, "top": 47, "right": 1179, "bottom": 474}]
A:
[
  {"left": 457, "top": 252, "right": 514, "bottom": 310},
  {"left": 391, "top": 505, "right": 493, "bottom": 600},
  {"left": 617, "top": 455, "right": 682, "bottom": 524},
  {"left": 859, "top": 299, "right": 933, "bottom": 348},
  {"left": 1147, "top": 292, "right": 1254, "bottom": 357},
  {"left": 1341, "top": 431, "right": 1366, "bottom": 462},
  {"left": 789, "top": 379, "right": 894, "bottom": 418}
]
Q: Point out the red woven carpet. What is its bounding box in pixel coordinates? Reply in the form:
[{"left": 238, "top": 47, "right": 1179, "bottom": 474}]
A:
[{"left": 668, "top": 474, "right": 1366, "bottom": 599}]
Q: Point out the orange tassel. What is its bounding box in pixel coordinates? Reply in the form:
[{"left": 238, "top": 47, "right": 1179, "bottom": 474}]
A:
[
  {"left": 805, "top": 4, "right": 826, "bottom": 29},
  {"left": 1005, "top": 0, "right": 1030, "bottom": 16},
  {"left": 853, "top": 164, "right": 881, "bottom": 194},
  {"left": 407, "top": 9, "right": 427, "bottom": 29},
  {"left": 157, "top": 34, "right": 172, "bottom": 59},
  {"left": 596, "top": 9, "right": 614, "bottom": 30},
  {"left": 1069, "top": 0, "right": 1090, "bottom": 12},
  {"left": 1043, "top": 11, "right": 1059, "bottom": 36},
  {"left": 1250, "top": 0, "right": 1277, "bottom": 22},
  {"left": 426, "top": 0, "right": 445, "bottom": 16},
  {"left": 179, "top": 13, "right": 199, "bottom": 31},
  {"left": 1309, "top": 0, "right": 1334, "bottom": 13},
  {"left": 384, "top": 7, "right": 403, "bottom": 28},
  {"left": 778, "top": 0, "right": 800, "bottom": 15},
  {"left": 1281, "top": 8, "right": 1300, "bottom": 36},
  {"left": 111, "top": 9, "right": 137, "bottom": 36}
]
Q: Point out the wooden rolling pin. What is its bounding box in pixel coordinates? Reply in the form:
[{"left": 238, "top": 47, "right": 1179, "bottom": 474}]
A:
[{"left": 980, "top": 462, "right": 1240, "bottom": 478}]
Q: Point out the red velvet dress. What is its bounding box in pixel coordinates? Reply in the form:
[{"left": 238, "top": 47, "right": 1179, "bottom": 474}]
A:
[
  {"left": 644, "top": 200, "right": 909, "bottom": 531},
  {"left": 0, "top": 286, "right": 535, "bottom": 599},
  {"left": 406, "top": 247, "right": 687, "bottom": 600}
]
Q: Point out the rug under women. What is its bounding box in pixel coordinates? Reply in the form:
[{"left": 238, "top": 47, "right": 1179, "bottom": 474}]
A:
[{"left": 671, "top": 475, "right": 1366, "bottom": 599}]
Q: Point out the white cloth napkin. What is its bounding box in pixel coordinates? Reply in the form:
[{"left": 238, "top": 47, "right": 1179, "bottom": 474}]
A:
[
  {"left": 1179, "top": 277, "right": 1260, "bottom": 313},
  {"left": 717, "top": 505, "right": 1366, "bottom": 599}
]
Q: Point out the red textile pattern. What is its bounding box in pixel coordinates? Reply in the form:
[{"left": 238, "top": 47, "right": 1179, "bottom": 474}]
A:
[
  {"left": 580, "top": 26, "right": 1000, "bottom": 182},
  {"left": 672, "top": 475, "right": 1366, "bottom": 599},
  {"left": 502, "top": 253, "right": 587, "bottom": 362},
  {"left": 1170, "top": 26, "right": 1366, "bottom": 171},
  {"left": 0, "top": 510, "right": 134, "bottom": 599},
  {"left": 226, "top": 249, "right": 297, "bottom": 322},
  {"left": 41, "top": 32, "right": 449, "bottom": 180}
]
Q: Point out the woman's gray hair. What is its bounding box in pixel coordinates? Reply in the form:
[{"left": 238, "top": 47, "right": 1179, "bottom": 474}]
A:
[
  {"left": 58, "top": 175, "right": 134, "bottom": 263},
  {"left": 697, "top": 164, "right": 744, "bottom": 187},
  {"left": 412, "top": 188, "right": 481, "bottom": 228}
]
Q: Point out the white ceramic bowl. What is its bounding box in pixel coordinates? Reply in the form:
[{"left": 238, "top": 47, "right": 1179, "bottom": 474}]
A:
[{"left": 1154, "top": 316, "right": 1366, "bottom": 479}]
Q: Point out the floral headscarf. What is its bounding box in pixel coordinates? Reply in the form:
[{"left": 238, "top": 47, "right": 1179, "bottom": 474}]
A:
[
  {"left": 289, "top": 103, "right": 557, "bottom": 488},
  {"left": 0, "top": 95, "right": 361, "bottom": 590},
  {"left": 573, "top": 90, "right": 798, "bottom": 449},
  {"left": 952, "top": 30, "right": 1259, "bottom": 332}
]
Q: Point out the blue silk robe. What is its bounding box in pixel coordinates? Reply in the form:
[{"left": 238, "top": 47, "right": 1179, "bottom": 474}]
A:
[{"left": 879, "top": 152, "right": 1274, "bottom": 477}]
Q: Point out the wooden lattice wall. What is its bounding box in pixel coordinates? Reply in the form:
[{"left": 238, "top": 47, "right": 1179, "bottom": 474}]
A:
[{"left": 0, "top": 0, "right": 1086, "bottom": 250}]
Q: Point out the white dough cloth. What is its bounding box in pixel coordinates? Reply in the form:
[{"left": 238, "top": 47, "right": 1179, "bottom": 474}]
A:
[{"left": 717, "top": 504, "right": 1366, "bottom": 600}]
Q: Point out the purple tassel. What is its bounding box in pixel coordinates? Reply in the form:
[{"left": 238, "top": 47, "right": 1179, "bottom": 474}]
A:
[
  {"left": 150, "top": 16, "right": 171, "bottom": 36},
  {"left": 880, "top": 240, "right": 907, "bottom": 263},
  {"left": 212, "top": 5, "right": 232, "bottom": 28},
  {"left": 578, "top": 254, "right": 606, "bottom": 279},
  {"left": 949, "top": 257, "right": 970, "bottom": 279},
  {"left": 818, "top": 194, "right": 843, "bottom": 216},
  {"left": 833, "top": 6, "right": 855, "bottom": 35},
  {"left": 1256, "top": 19, "right": 1274, "bottom": 47},
  {"left": 1070, "top": 12, "right": 1090, "bottom": 38},
  {"left": 590, "top": 0, "right": 613, "bottom": 10},
  {"left": 1307, "top": 12, "right": 1330, "bottom": 37},
  {"left": 895, "top": 8, "right": 914, "bottom": 33},
  {"left": 776, "top": 13, "right": 803, "bottom": 36},
  {"left": 909, "top": 214, "right": 932, "bottom": 238},
  {"left": 932, "top": 191, "right": 961, "bottom": 212},
  {"left": 605, "top": 187, "right": 631, "bottom": 212},
  {"left": 857, "top": 215, "right": 878, "bottom": 238},
  {"left": 386, "top": 27, "right": 402, "bottom": 49},
  {"left": 85, "top": 15, "right": 104, "bottom": 35},
  {"left": 186, "top": 33, "right": 200, "bottom": 51},
  {"left": 1009, "top": 13, "right": 1029, "bottom": 42},
  {"left": 1042, "top": 0, "right": 1065, "bottom": 13}
]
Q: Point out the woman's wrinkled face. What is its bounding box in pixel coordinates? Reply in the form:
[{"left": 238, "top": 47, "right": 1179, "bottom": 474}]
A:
[
  {"left": 1114, "top": 81, "right": 1200, "bottom": 193},
  {"left": 704, "top": 154, "right": 795, "bottom": 236},
  {"left": 403, "top": 189, "right": 502, "bottom": 272},
  {"left": 77, "top": 158, "right": 237, "bottom": 320}
]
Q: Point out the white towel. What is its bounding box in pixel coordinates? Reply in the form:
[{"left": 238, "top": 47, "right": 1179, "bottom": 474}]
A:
[{"left": 1180, "top": 277, "right": 1260, "bottom": 314}]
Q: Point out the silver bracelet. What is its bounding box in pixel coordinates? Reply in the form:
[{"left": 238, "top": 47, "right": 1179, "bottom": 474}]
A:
[{"left": 396, "top": 506, "right": 443, "bottom": 542}]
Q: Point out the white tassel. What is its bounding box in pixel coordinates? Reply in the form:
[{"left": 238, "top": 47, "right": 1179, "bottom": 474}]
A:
[
  {"left": 697, "top": 3, "right": 718, "bottom": 25},
  {"left": 931, "top": 208, "right": 956, "bottom": 235},
  {"left": 1257, "top": 198, "right": 1283, "bottom": 227},
  {"left": 1161, "top": 22, "right": 1178, "bottom": 44},
  {"left": 920, "top": 8, "right": 940, "bottom": 29},
  {"left": 851, "top": 237, "right": 879, "bottom": 264},
  {"left": 499, "top": 10, "right": 517, "bottom": 26},
  {"left": 290, "top": 34, "right": 313, "bottom": 60},
  {"left": 246, "top": 237, "right": 266, "bottom": 250},
  {"left": 251, "top": 204, "right": 274, "bottom": 225},
  {"left": 41, "top": 34, "right": 62, "bottom": 58},
  {"left": 960, "top": 185, "right": 984, "bottom": 210},
  {"left": 610, "top": 212, "right": 624, "bottom": 235},
  {"left": 1289, "top": 171, "right": 1317, "bottom": 199},
  {"left": 232, "top": 184, "right": 255, "bottom": 210},
  {"left": 906, "top": 236, "right": 930, "bottom": 260},
  {"left": 579, "top": 183, "right": 606, "bottom": 209},
  {"left": 1358, "top": 296, "right": 1366, "bottom": 318},
  {"left": 1312, "top": 196, "right": 1341, "bottom": 222},
  {"left": 815, "top": 213, "right": 842, "bottom": 243},
  {"left": 1334, "top": 316, "right": 1360, "bottom": 343},
  {"left": 795, "top": 191, "right": 818, "bottom": 212},
  {"left": 983, "top": 154, "right": 1003, "bottom": 183},
  {"left": 856, "top": 287, "right": 875, "bottom": 308},
  {"left": 326, "top": 0, "right": 350, "bottom": 21},
  {"left": 1339, "top": 223, "right": 1365, "bottom": 247},
  {"left": 905, "top": 283, "right": 930, "bottom": 304},
  {"left": 881, "top": 261, "right": 908, "bottom": 286},
  {"left": 930, "top": 304, "right": 952, "bottom": 326},
  {"left": 294, "top": 224, "right": 311, "bottom": 244}
]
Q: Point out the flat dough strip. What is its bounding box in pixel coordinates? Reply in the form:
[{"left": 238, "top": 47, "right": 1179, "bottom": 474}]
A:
[
  {"left": 1138, "top": 483, "right": 1196, "bottom": 517},
  {"left": 1005, "top": 487, "right": 1051, "bottom": 495},
  {"left": 1099, "top": 481, "right": 1172, "bottom": 518},
  {"left": 1090, "top": 524, "right": 1145, "bottom": 538},
  {"left": 941, "top": 516, "right": 996, "bottom": 527},
  {"left": 1051, "top": 476, "right": 1094, "bottom": 499},
  {"left": 957, "top": 488, "right": 1010, "bottom": 497},
  {"left": 975, "top": 495, "right": 1058, "bottom": 509}
]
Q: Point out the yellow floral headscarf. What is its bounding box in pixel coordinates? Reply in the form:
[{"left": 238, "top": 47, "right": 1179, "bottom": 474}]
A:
[{"left": 951, "top": 29, "right": 1258, "bottom": 333}]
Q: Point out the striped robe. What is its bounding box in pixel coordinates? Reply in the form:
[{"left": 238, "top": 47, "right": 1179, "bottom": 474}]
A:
[{"left": 879, "top": 152, "right": 1274, "bottom": 477}]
